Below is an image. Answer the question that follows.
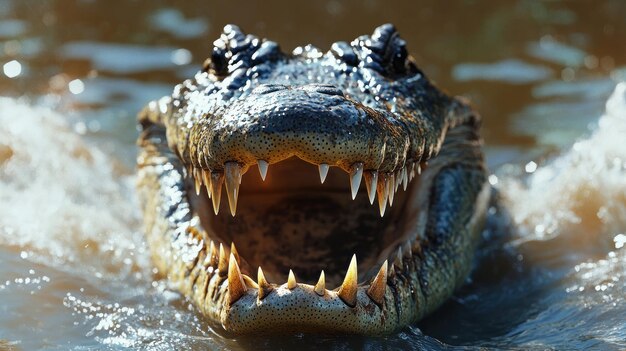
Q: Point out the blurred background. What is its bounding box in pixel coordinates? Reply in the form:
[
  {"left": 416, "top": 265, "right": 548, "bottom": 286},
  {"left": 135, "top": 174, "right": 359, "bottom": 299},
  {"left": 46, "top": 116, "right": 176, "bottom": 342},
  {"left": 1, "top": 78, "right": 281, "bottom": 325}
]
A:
[{"left": 0, "top": 1, "right": 625, "bottom": 350}]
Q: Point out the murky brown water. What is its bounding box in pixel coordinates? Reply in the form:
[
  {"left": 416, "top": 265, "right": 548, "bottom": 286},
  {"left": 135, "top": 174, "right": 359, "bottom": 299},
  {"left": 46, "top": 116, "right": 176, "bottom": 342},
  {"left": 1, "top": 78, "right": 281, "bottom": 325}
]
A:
[{"left": 1, "top": 1, "right": 626, "bottom": 349}]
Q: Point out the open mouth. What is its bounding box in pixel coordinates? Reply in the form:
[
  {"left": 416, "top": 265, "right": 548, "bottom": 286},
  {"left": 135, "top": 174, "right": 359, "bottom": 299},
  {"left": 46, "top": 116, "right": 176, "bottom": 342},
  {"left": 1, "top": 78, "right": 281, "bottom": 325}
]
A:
[
  {"left": 185, "top": 156, "right": 427, "bottom": 306},
  {"left": 137, "top": 23, "right": 488, "bottom": 335}
]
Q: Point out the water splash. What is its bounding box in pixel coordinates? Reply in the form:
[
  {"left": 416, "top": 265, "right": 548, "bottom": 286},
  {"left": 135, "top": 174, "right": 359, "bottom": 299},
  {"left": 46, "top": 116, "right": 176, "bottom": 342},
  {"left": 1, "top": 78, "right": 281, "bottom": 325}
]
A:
[
  {"left": 0, "top": 98, "right": 148, "bottom": 278},
  {"left": 492, "top": 82, "right": 626, "bottom": 348},
  {"left": 500, "top": 82, "right": 626, "bottom": 244}
]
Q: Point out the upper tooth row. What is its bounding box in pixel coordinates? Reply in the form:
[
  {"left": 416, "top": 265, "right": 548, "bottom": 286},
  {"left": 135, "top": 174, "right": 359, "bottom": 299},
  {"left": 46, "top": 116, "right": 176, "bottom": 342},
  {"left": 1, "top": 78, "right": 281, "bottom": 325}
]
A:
[{"left": 186, "top": 160, "right": 423, "bottom": 217}]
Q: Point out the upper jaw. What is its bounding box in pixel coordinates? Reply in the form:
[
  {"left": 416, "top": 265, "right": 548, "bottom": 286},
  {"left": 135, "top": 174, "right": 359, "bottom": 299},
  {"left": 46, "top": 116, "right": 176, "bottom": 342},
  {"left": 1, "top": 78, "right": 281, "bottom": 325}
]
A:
[{"left": 178, "top": 82, "right": 429, "bottom": 176}]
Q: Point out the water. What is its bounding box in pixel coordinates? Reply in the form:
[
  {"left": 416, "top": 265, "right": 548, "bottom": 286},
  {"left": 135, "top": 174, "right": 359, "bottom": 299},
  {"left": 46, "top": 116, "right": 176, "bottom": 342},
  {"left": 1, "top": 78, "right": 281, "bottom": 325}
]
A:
[{"left": 1, "top": 1, "right": 625, "bottom": 349}]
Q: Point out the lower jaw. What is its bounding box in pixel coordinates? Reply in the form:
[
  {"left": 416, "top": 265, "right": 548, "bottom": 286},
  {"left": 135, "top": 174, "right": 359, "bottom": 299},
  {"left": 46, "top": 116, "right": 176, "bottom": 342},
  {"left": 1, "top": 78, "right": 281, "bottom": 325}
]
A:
[{"left": 222, "top": 282, "right": 405, "bottom": 334}]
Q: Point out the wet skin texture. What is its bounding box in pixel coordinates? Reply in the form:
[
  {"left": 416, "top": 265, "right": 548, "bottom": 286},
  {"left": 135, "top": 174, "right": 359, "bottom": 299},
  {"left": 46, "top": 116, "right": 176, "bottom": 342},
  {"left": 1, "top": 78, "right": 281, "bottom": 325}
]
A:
[{"left": 136, "top": 24, "right": 489, "bottom": 334}]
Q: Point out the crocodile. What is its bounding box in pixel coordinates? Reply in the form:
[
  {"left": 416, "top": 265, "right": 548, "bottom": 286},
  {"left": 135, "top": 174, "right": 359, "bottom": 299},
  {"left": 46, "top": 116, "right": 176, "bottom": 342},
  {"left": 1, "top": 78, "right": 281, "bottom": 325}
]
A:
[{"left": 136, "top": 23, "right": 490, "bottom": 335}]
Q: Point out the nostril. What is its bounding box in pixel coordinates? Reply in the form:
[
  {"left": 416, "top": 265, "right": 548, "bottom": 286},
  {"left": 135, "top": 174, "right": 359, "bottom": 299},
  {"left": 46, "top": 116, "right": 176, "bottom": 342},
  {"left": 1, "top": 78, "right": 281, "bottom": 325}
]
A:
[
  {"left": 251, "top": 84, "right": 288, "bottom": 95},
  {"left": 299, "top": 84, "right": 345, "bottom": 97}
]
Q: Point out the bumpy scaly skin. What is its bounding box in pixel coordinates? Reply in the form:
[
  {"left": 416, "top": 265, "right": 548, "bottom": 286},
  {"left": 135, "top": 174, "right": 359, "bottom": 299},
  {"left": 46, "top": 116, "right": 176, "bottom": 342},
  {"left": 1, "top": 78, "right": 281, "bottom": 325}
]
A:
[{"left": 137, "top": 24, "right": 489, "bottom": 334}]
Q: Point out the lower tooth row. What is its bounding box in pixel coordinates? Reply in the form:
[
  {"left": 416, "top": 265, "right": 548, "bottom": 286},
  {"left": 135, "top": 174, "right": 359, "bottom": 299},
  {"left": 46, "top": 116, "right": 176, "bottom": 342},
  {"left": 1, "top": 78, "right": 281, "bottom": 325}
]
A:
[
  {"left": 223, "top": 244, "right": 389, "bottom": 308},
  {"left": 212, "top": 239, "right": 420, "bottom": 308},
  {"left": 186, "top": 160, "right": 422, "bottom": 217}
]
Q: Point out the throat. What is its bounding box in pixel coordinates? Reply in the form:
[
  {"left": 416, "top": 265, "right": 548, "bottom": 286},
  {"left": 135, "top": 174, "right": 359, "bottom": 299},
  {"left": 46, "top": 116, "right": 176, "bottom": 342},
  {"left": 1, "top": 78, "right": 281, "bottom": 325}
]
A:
[
  {"left": 189, "top": 157, "right": 413, "bottom": 288},
  {"left": 209, "top": 192, "right": 395, "bottom": 287}
]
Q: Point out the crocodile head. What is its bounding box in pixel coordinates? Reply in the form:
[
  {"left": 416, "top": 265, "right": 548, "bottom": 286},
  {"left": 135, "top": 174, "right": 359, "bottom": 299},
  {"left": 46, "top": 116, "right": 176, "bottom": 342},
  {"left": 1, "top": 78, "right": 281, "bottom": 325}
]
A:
[{"left": 137, "top": 24, "right": 489, "bottom": 334}]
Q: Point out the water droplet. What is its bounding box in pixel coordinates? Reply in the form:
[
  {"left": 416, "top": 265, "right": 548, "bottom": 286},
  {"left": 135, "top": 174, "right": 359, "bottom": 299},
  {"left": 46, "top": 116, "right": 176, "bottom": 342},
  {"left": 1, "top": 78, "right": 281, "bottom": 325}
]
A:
[
  {"left": 488, "top": 174, "right": 498, "bottom": 185},
  {"left": 171, "top": 48, "right": 192, "bottom": 65},
  {"left": 525, "top": 161, "right": 538, "bottom": 173},
  {"left": 68, "top": 79, "right": 85, "bottom": 94},
  {"left": 3, "top": 60, "right": 21, "bottom": 78}
]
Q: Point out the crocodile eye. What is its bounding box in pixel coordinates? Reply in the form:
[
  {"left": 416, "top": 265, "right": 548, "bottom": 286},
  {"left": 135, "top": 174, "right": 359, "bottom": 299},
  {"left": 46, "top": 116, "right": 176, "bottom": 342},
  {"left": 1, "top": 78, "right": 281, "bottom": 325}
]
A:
[
  {"left": 203, "top": 24, "right": 246, "bottom": 76},
  {"left": 352, "top": 23, "right": 412, "bottom": 78},
  {"left": 203, "top": 24, "right": 282, "bottom": 78},
  {"left": 386, "top": 37, "right": 409, "bottom": 75},
  {"left": 203, "top": 39, "right": 229, "bottom": 76},
  {"left": 331, "top": 41, "right": 358, "bottom": 66}
]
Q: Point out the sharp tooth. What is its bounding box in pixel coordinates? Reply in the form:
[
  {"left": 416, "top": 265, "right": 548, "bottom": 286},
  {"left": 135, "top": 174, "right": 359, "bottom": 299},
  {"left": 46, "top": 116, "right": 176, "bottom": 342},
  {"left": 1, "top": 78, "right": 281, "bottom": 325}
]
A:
[
  {"left": 388, "top": 174, "right": 395, "bottom": 207},
  {"left": 202, "top": 170, "right": 212, "bottom": 198},
  {"left": 314, "top": 270, "right": 326, "bottom": 296},
  {"left": 394, "top": 246, "right": 403, "bottom": 269},
  {"left": 230, "top": 242, "right": 240, "bottom": 265},
  {"left": 287, "top": 269, "right": 297, "bottom": 290},
  {"left": 417, "top": 163, "right": 422, "bottom": 175},
  {"left": 193, "top": 168, "right": 202, "bottom": 195},
  {"left": 402, "top": 167, "right": 408, "bottom": 191},
  {"left": 376, "top": 174, "right": 389, "bottom": 217},
  {"left": 409, "top": 162, "right": 416, "bottom": 181},
  {"left": 367, "top": 260, "right": 388, "bottom": 306},
  {"left": 207, "top": 240, "right": 218, "bottom": 267},
  {"left": 228, "top": 253, "right": 247, "bottom": 304},
  {"left": 202, "top": 240, "right": 213, "bottom": 267},
  {"left": 257, "top": 160, "right": 269, "bottom": 181},
  {"left": 412, "top": 240, "right": 424, "bottom": 259},
  {"left": 337, "top": 254, "right": 358, "bottom": 307},
  {"left": 224, "top": 162, "right": 242, "bottom": 217},
  {"left": 403, "top": 241, "right": 412, "bottom": 259},
  {"left": 242, "top": 274, "right": 258, "bottom": 289},
  {"left": 257, "top": 267, "right": 273, "bottom": 300},
  {"left": 388, "top": 265, "right": 396, "bottom": 279},
  {"left": 395, "top": 171, "right": 401, "bottom": 192},
  {"left": 217, "top": 243, "right": 228, "bottom": 275},
  {"left": 364, "top": 170, "right": 378, "bottom": 205},
  {"left": 210, "top": 172, "right": 224, "bottom": 215},
  {"left": 318, "top": 163, "right": 329, "bottom": 184},
  {"left": 349, "top": 162, "right": 364, "bottom": 200}
]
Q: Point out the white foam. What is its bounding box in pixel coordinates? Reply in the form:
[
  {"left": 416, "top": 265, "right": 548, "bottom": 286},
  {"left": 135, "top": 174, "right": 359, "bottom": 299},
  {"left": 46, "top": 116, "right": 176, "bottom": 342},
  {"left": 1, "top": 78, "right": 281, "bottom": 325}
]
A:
[
  {"left": 500, "top": 82, "right": 626, "bottom": 242},
  {"left": 0, "top": 98, "right": 148, "bottom": 276}
]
